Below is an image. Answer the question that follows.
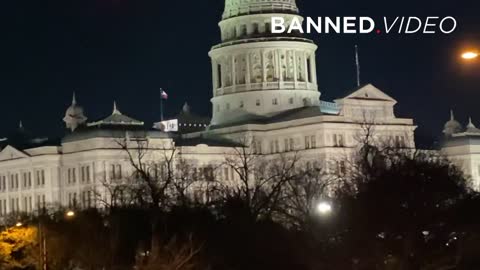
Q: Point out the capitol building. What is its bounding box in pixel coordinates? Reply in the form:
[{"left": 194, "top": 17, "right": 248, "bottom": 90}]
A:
[{"left": 0, "top": 0, "right": 475, "bottom": 216}]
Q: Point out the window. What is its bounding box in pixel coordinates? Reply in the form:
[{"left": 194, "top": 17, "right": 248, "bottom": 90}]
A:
[
  {"left": 23, "top": 173, "right": 27, "bottom": 188},
  {"left": 311, "top": 135, "right": 316, "bottom": 148},
  {"left": 284, "top": 138, "right": 289, "bottom": 152},
  {"left": 240, "top": 24, "right": 247, "bottom": 36},
  {"left": 265, "top": 22, "right": 271, "bottom": 33},
  {"left": 217, "top": 64, "right": 222, "bottom": 88},
  {"left": 41, "top": 170, "right": 45, "bottom": 185},
  {"left": 333, "top": 134, "right": 345, "bottom": 147},
  {"left": 289, "top": 97, "right": 294, "bottom": 104},
  {"left": 272, "top": 98, "right": 278, "bottom": 105},
  {"left": 256, "top": 99, "right": 261, "bottom": 106},
  {"left": 305, "top": 136, "right": 311, "bottom": 149},
  {"left": 111, "top": 164, "right": 122, "bottom": 180},
  {"left": 224, "top": 167, "right": 229, "bottom": 181},
  {"left": 15, "top": 174, "right": 19, "bottom": 189},
  {"left": 72, "top": 168, "right": 76, "bottom": 183},
  {"left": 240, "top": 101, "right": 244, "bottom": 108},
  {"left": 289, "top": 138, "right": 294, "bottom": 151},
  {"left": 252, "top": 23, "right": 259, "bottom": 34},
  {"left": 226, "top": 103, "right": 230, "bottom": 110},
  {"left": 81, "top": 166, "right": 91, "bottom": 183},
  {"left": 307, "top": 57, "right": 312, "bottom": 83}
]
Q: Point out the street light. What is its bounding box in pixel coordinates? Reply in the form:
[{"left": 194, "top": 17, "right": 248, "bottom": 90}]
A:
[
  {"left": 65, "top": 210, "right": 75, "bottom": 218},
  {"left": 316, "top": 201, "right": 332, "bottom": 215},
  {"left": 15, "top": 222, "right": 23, "bottom": 227},
  {"left": 461, "top": 51, "right": 478, "bottom": 60}
]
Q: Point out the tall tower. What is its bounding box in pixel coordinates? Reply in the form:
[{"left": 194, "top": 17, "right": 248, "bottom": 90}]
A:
[{"left": 209, "top": 0, "right": 319, "bottom": 126}]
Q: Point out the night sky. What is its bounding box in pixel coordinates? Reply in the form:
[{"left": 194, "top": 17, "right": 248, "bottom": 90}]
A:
[{"left": 1, "top": 0, "right": 479, "bottom": 148}]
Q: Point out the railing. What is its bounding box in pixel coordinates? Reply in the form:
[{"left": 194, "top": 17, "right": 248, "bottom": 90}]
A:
[
  {"left": 223, "top": 3, "right": 299, "bottom": 19},
  {"left": 214, "top": 81, "right": 317, "bottom": 96},
  {"left": 212, "top": 36, "right": 314, "bottom": 50},
  {"left": 320, "top": 100, "right": 341, "bottom": 114}
]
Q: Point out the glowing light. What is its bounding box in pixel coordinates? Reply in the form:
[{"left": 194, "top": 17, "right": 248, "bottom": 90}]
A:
[
  {"left": 462, "top": 51, "right": 478, "bottom": 60},
  {"left": 66, "top": 210, "right": 75, "bottom": 217},
  {"left": 316, "top": 201, "right": 332, "bottom": 215},
  {"left": 15, "top": 222, "right": 23, "bottom": 227}
]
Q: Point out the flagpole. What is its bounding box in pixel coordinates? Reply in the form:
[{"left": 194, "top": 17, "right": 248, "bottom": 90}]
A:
[
  {"left": 160, "top": 88, "right": 164, "bottom": 121},
  {"left": 355, "top": 45, "right": 361, "bottom": 87}
]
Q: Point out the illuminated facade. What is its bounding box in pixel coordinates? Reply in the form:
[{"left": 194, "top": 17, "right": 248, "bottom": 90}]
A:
[
  {"left": 441, "top": 113, "right": 480, "bottom": 190},
  {"left": 0, "top": 0, "right": 418, "bottom": 216}
]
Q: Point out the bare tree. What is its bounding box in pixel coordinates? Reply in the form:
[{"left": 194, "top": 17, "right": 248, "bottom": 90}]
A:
[
  {"left": 221, "top": 137, "right": 305, "bottom": 221},
  {"left": 116, "top": 135, "right": 177, "bottom": 209},
  {"left": 135, "top": 235, "right": 208, "bottom": 270}
]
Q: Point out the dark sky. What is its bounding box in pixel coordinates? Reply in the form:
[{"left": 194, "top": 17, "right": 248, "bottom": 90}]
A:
[{"left": 1, "top": 0, "right": 479, "bottom": 147}]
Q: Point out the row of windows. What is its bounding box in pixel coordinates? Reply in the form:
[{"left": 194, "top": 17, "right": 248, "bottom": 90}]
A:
[
  {"left": 67, "top": 191, "right": 93, "bottom": 208},
  {"left": 216, "top": 97, "right": 296, "bottom": 112},
  {"left": 67, "top": 164, "right": 123, "bottom": 185},
  {"left": 0, "top": 195, "right": 46, "bottom": 215},
  {"left": 0, "top": 170, "right": 45, "bottom": 192}
]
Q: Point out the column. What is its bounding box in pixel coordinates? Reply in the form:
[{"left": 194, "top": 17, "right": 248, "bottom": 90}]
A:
[
  {"left": 277, "top": 50, "right": 283, "bottom": 82},
  {"left": 231, "top": 55, "right": 236, "bottom": 88},
  {"left": 245, "top": 52, "right": 251, "bottom": 89},
  {"left": 293, "top": 50, "right": 298, "bottom": 88},
  {"left": 303, "top": 52, "right": 309, "bottom": 84},
  {"left": 211, "top": 60, "right": 218, "bottom": 92},
  {"left": 261, "top": 50, "right": 267, "bottom": 83},
  {"left": 311, "top": 53, "right": 318, "bottom": 85}
]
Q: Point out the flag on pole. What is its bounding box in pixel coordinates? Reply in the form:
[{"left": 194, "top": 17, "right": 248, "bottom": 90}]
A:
[{"left": 161, "top": 89, "right": 168, "bottom": 100}]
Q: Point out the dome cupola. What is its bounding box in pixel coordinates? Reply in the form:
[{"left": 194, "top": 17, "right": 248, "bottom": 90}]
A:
[
  {"left": 443, "top": 110, "right": 463, "bottom": 137},
  {"left": 63, "top": 92, "right": 87, "bottom": 132}
]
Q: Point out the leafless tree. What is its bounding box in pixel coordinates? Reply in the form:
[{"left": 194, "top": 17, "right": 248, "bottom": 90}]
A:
[
  {"left": 135, "top": 235, "right": 208, "bottom": 270},
  {"left": 221, "top": 137, "right": 307, "bottom": 221}
]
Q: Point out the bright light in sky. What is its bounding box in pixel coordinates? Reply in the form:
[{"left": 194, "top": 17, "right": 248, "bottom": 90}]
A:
[{"left": 462, "top": 51, "right": 478, "bottom": 59}]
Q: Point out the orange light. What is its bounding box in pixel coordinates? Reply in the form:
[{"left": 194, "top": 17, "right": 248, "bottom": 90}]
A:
[
  {"left": 66, "top": 210, "right": 75, "bottom": 217},
  {"left": 462, "top": 51, "right": 478, "bottom": 60},
  {"left": 15, "top": 222, "right": 23, "bottom": 227}
]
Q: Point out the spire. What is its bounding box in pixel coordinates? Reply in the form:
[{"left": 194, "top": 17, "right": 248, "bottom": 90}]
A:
[
  {"left": 182, "top": 102, "right": 191, "bottom": 113},
  {"left": 19, "top": 120, "right": 23, "bottom": 129},
  {"left": 467, "top": 117, "right": 476, "bottom": 128},
  {"left": 112, "top": 101, "right": 122, "bottom": 115},
  {"left": 72, "top": 92, "right": 77, "bottom": 105},
  {"left": 450, "top": 109, "right": 455, "bottom": 121}
]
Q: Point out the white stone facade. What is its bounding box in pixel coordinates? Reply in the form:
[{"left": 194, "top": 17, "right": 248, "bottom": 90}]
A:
[{"left": 0, "top": 0, "right": 419, "bottom": 216}]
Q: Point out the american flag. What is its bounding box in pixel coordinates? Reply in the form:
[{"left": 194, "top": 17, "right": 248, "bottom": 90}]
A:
[{"left": 160, "top": 89, "right": 168, "bottom": 100}]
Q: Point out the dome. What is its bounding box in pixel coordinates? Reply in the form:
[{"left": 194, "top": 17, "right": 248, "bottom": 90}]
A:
[
  {"left": 465, "top": 117, "right": 480, "bottom": 133},
  {"left": 63, "top": 93, "right": 87, "bottom": 131},
  {"left": 443, "top": 110, "right": 463, "bottom": 136},
  {"left": 223, "top": 0, "right": 298, "bottom": 19}
]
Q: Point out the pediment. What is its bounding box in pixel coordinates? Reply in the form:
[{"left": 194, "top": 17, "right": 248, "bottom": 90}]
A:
[
  {"left": 343, "top": 84, "right": 397, "bottom": 103},
  {"left": 0, "top": 145, "right": 29, "bottom": 161}
]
